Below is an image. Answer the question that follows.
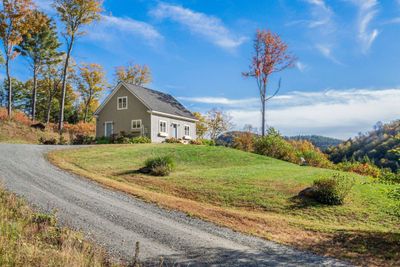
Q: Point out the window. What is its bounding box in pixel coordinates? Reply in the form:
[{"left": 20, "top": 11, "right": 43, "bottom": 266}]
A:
[
  {"left": 159, "top": 120, "right": 167, "bottom": 133},
  {"left": 131, "top": 119, "right": 142, "bottom": 130},
  {"left": 184, "top": 125, "right": 190, "bottom": 136},
  {"left": 117, "top": 96, "right": 127, "bottom": 110}
]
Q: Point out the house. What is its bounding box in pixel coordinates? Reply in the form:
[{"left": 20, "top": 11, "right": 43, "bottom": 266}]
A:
[{"left": 94, "top": 82, "right": 198, "bottom": 143}]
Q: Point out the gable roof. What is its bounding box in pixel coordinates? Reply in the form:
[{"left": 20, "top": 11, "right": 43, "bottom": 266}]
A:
[{"left": 94, "top": 82, "right": 197, "bottom": 121}]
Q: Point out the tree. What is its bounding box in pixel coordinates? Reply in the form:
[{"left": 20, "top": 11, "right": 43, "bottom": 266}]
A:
[
  {"left": 115, "top": 62, "right": 151, "bottom": 86},
  {"left": 206, "top": 108, "right": 232, "bottom": 141},
  {"left": 54, "top": 0, "right": 102, "bottom": 132},
  {"left": 193, "top": 112, "right": 208, "bottom": 139},
  {"left": 0, "top": 0, "right": 34, "bottom": 117},
  {"left": 15, "top": 11, "right": 61, "bottom": 121},
  {"left": 243, "top": 30, "right": 296, "bottom": 136},
  {"left": 77, "top": 63, "right": 107, "bottom": 122}
]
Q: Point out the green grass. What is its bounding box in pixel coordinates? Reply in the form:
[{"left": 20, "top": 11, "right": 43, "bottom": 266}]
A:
[{"left": 50, "top": 144, "right": 400, "bottom": 265}]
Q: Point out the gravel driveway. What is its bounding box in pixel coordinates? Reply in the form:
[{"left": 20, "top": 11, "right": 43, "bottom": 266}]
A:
[{"left": 0, "top": 144, "right": 349, "bottom": 266}]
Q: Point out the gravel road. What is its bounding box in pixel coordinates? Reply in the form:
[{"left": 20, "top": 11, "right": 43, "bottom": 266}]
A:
[{"left": 0, "top": 144, "right": 349, "bottom": 266}]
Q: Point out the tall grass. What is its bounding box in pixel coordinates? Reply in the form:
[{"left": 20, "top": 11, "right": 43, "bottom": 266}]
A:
[{"left": 0, "top": 186, "right": 115, "bottom": 266}]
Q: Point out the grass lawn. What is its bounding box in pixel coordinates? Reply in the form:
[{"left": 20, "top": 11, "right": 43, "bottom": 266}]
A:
[
  {"left": 0, "top": 186, "right": 118, "bottom": 266},
  {"left": 49, "top": 144, "right": 400, "bottom": 266}
]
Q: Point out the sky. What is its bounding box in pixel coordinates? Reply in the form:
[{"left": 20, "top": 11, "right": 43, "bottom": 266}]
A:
[{"left": 4, "top": 0, "right": 400, "bottom": 139}]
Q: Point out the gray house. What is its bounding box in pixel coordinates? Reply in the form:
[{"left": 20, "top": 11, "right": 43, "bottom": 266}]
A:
[{"left": 94, "top": 82, "right": 198, "bottom": 143}]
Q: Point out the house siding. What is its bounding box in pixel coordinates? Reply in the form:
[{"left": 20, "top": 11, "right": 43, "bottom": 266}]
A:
[
  {"left": 150, "top": 114, "right": 196, "bottom": 143},
  {"left": 96, "top": 85, "right": 151, "bottom": 138}
]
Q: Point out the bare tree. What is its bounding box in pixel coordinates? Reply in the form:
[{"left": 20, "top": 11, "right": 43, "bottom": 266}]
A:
[{"left": 206, "top": 108, "right": 233, "bottom": 141}]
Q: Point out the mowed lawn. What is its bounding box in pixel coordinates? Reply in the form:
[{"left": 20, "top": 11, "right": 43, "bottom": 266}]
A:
[{"left": 49, "top": 144, "right": 400, "bottom": 266}]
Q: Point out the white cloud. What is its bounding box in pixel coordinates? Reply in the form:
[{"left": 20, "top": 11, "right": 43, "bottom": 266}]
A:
[
  {"left": 315, "top": 44, "right": 342, "bottom": 64},
  {"left": 33, "top": 0, "right": 53, "bottom": 12},
  {"left": 305, "top": 0, "right": 334, "bottom": 29},
  {"left": 178, "top": 96, "right": 259, "bottom": 106},
  {"left": 85, "top": 15, "right": 163, "bottom": 44},
  {"left": 182, "top": 88, "right": 400, "bottom": 139},
  {"left": 150, "top": 2, "right": 246, "bottom": 50},
  {"left": 295, "top": 61, "right": 308, "bottom": 72},
  {"left": 351, "top": 0, "right": 380, "bottom": 53}
]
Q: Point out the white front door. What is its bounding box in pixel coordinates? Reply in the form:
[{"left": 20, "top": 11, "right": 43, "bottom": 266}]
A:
[
  {"left": 104, "top": 121, "right": 113, "bottom": 137},
  {"left": 171, "top": 123, "right": 178, "bottom": 138}
]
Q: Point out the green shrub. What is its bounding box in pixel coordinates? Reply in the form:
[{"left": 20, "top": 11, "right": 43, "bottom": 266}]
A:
[
  {"left": 388, "top": 187, "right": 400, "bottom": 217},
  {"left": 253, "top": 129, "right": 298, "bottom": 163},
  {"left": 38, "top": 137, "right": 57, "bottom": 145},
  {"left": 380, "top": 169, "right": 400, "bottom": 184},
  {"left": 336, "top": 161, "right": 381, "bottom": 178},
  {"left": 72, "top": 135, "right": 96, "bottom": 145},
  {"left": 129, "top": 136, "right": 151, "bottom": 144},
  {"left": 311, "top": 173, "right": 355, "bottom": 205},
  {"left": 164, "top": 137, "right": 182, "bottom": 144},
  {"left": 144, "top": 155, "right": 175, "bottom": 176},
  {"left": 96, "top": 137, "right": 110, "bottom": 144}
]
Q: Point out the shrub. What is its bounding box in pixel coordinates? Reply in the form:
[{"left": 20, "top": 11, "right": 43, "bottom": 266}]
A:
[
  {"left": 164, "top": 137, "right": 182, "bottom": 144},
  {"left": 388, "top": 186, "right": 400, "bottom": 217},
  {"left": 233, "top": 132, "right": 254, "bottom": 152},
  {"left": 311, "top": 173, "right": 355, "bottom": 205},
  {"left": 38, "top": 137, "right": 57, "bottom": 145},
  {"left": 379, "top": 169, "right": 400, "bottom": 184},
  {"left": 72, "top": 135, "right": 96, "bottom": 145},
  {"left": 336, "top": 161, "right": 381, "bottom": 178},
  {"left": 189, "top": 139, "right": 202, "bottom": 145},
  {"left": 254, "top": 131, "right": 298, "bottom": 163},
  {"left": 144, "top": 155, "right": 175, "bottom": 176},
  {"left": 96, "top": 137, "right": 110, "bottom": 144},
  {"left": 190, "top": 138, "right": 215, "bottom": 146},
  {"left": 129, "top": 136, "right": 151, "bottom": 144},
  {"left": 289, "top": 140, "right": 334, "bottom": 168}
]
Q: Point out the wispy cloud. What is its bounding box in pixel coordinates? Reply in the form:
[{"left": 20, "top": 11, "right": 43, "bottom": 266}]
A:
[
  {"left": 178, "top": 96, "right": 259, "bottom": 107},
  {"left": 149, "top": 2, "right": 246, "bottom": 51},
  {"left": 85, "top": 15, "right": 163, "bottom": 44},
  {"left": 295, "top": 61, "right": 308, "bottom": 72},
  {"left": 351, "top": 0, "right": 380, "bottom": 53},
  {"left": 304, "top": 0, "right": 334, "bottom": 29},
  {"left": 33, "top": 0, "right": 53, "bottom": 12},
  {"left": 182, "top": 88, "right": 400, "bottom": 139},
  {"left": 315, "top": 44, "right": 342, "bottom": 64}
]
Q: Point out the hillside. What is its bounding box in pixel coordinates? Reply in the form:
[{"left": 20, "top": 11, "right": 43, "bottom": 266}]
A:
[
  {"left": 49, "top": 144, "right": 400, "bottom": 266},
  {"left": 287, "top": 135, "right": 343, "bottom": 150},
  {"left": 327, "top": 120, "right": 400, "bottom": 172}
]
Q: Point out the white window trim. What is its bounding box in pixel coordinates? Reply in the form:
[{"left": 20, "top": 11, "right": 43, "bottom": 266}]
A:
[
  {"left": 104, "top": 121, "right": 113, "bottom": 137},
  {"left": 184, "top": 125, "right": 190, "bottom": 136},
  {"left": 117, "top": 96, "right": 128, "bottom": 110},
  {"left": 159, "top": 120, "right": 168, "bottom": 135},
  {"left": 131, "top": 119, "right": 142, "bottom": 130}
]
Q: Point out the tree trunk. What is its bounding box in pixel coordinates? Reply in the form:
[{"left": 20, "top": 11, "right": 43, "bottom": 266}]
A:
[
  {"left": 45, "top": 93, "right": 53, "bottom": 124},
  {"left": 58, "top": 36, "right": 74, "bottom": 133},
  {"left": 31, "top": 67, "right": 38, "bottom": 121},
  {"left": 6, "top": 57, "right": 12, "bottom": 118},
  {"left": 261, "top": 99, "right": 266, "bottom": 137}
]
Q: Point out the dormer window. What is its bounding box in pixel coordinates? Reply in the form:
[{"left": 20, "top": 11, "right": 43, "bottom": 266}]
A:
[{"left": 117, "top": 96, "right": 128, "bottom": 110}]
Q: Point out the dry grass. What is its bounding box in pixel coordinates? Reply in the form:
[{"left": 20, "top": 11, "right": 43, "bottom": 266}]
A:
[
  {"left": 0, "top": 185, "right": 119, "bottom": 266},
  {"left": 48, "top": 144, "right": 400, "bottom": 267}
]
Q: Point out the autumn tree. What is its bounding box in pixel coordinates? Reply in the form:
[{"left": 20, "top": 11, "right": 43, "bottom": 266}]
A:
[
  {"left": 54, "top": 0, "right": 102, "bottom": 132},
  {"left": 193, "top": 112, "right": 208, "bottom": 139},
  {"left": 115, "top": 62, "right": 151, "bottom": 86},
  {"left": 77, "top": 63, "right": 107, "bottom": 122},
  {"left": 243, "top": 30, "right": 296, "bottom": 136},
  {"left": 0, "top": 0, "right": 34, "bottom": 117},
  {"left": 206, "top": 108, "right": 233, "bottom": 141},
  {"left": 15, "top": 11, "right": 61, "bottom": 121}
]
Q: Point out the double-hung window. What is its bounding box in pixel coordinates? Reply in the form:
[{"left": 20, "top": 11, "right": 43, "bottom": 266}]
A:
[
  {"left": 117, "top": 96, "right": 128, "bottom": 110},
  {"left": 159, "top": 120, "right": 167, "bottom": 133},
  {"left": 184, "top": 125, "right": 190, "bottom": 136},
  {"left": 131, "top": 119, "right": 142, "bottom": 130}
]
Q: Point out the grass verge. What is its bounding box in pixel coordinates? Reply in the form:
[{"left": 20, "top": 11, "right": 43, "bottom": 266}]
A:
[
  {"left": 0, "top": 185, "right": 117, "bottom": 266},
  {"left": 48, "top": 144, "right": 400, "bottom": 266}
]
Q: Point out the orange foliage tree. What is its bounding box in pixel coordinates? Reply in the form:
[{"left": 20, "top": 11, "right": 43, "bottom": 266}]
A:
[
  {"left": 0, "top": 0, "right": 34, "bottom": 117},
  {"left": 243, "top": 30, "right": 296, "bottom": 136}
]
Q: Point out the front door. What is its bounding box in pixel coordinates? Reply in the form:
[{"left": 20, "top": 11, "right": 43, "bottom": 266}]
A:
[
  {"left": 171, "top": 123, "right": 178, "bottom": 138},
  {"left": 105, "top": 122, "right": 113, "bottom": 137}
]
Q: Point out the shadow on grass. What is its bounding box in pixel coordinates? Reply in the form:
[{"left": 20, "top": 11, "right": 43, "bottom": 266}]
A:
[{"left": 289, "top": 195, "right": 325, "bottom": 209}]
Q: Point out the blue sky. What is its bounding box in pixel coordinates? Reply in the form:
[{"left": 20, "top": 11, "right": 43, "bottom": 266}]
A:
[{"left": 5, "top": 0, "right": 400, "bottom": 138}]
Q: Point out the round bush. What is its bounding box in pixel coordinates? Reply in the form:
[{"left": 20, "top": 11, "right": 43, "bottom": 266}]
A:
[
  {"left": 144, "top": 155, "right": 175, "bottom": 176},
  {"left": 311, "top": 173, "right": 355, "bottom": 205}
]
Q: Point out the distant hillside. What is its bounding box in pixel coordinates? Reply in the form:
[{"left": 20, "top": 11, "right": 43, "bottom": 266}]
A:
[
  {"left": 326, "top": 120, "right": 400, "bottom": 172},
  {"left": 217, "top": 131, "right": 341, "bottom": 151},
  {"left": 287, "top": 135, "right": 343, "bottom": 151}
]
